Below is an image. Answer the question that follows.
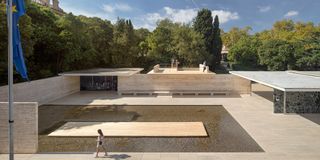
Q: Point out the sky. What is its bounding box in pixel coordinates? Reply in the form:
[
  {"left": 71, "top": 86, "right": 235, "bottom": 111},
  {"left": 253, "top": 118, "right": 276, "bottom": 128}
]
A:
[{"left": 59, "top": 0, "right": 320, "bottom": 32}]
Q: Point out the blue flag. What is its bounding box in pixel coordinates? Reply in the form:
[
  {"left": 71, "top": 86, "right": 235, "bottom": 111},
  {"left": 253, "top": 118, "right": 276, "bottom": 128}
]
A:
[{"left": 8, "top": 0, "right": 29, "bottom": 80}]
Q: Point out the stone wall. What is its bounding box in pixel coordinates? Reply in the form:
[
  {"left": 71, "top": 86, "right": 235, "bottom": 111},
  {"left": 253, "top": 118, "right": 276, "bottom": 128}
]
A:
[
  {"left": 118, "top": 74, "right": 251, "bottom": 94},
  {"left": 273, "top": 89, "right": 320, "bottom": 113},
  {"left": 0, "top": 76, "right": 80, "bottom": 105},
  {"left": 0, "top": 102, "right": 38, "bottom": 153}
]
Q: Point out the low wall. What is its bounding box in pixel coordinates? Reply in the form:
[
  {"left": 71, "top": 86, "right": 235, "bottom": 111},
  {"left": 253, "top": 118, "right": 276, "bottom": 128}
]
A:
[
  {"left": 0, "top": 102, "right": 38, "bottom": 153},
  {"left": 0, "top": 76, "right": 80, "bottom": 105},
  {"left": 273, "top": 89, "right": 320, "bottom": 113},
  {"left": 118, "top": 74, "right": 251, "bottom": 94}
]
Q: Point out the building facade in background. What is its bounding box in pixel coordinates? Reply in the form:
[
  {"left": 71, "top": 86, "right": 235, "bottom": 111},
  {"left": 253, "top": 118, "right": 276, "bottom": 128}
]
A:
[{"left": 31, "top": 0, "right": 64, "bottom": 15}]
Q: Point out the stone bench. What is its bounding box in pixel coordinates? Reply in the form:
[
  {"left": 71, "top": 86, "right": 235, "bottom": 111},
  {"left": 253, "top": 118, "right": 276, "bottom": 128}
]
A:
[
  {"left": 118, "top": 90, "right": 171, "bottom": 96},
  {"left": 171, "top": 90, "right": 231, "bottom": 96}
]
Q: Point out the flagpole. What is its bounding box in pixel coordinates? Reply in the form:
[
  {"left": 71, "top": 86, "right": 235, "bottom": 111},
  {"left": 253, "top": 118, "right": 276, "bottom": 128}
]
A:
[{"left": 7, "top": 0, "right": 14, "bottom": 160}]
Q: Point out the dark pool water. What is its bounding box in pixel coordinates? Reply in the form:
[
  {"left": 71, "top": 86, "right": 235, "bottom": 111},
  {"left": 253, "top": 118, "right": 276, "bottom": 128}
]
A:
[{"left": 38, "top": 105, "right": 263, "bottom": 152}]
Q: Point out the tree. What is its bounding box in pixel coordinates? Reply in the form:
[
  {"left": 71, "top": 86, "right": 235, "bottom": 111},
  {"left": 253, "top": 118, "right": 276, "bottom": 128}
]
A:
[
  {"left": 146, "top": 19, "right": 175, "bottom": 63},
  {"left": 222, "top": 27, "right": 251, "bottom": 48},
  {"left": 27, "top": 3, "right": 62, "bottom": 78},
  {"left": 258, "top": 39, "right": 296, "bottom": 70},
  {"left": 113, "top": 18, "right": 137, "bottom": 67},
  {"left": 294, "top": 31, "right": 320, "bottom": 70},
  {"left": 228, "top": 36, "right": 259, "bottom": 66},
  {"left": 193, "top": 9, "right": 213, "bottom": 66},
  {"left": 134, "top": 28, "right": 150, "bottom": 67},
  {"left": 79, "top": 16, "right": 114, "bottom": 67},
  {"left": 57, "top": 13, "right": 96, "bottom": 70},
  {"left": 212, "top": 15, "right": 223, "bottom": 66},
  {"left": 172, "top": 25, "right": 209, "bottom": 66}
]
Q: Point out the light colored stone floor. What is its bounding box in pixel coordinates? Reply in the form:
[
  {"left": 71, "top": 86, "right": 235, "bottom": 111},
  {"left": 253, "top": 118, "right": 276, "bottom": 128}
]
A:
[
  {"left": 1, "top": 87, "right": 320, "bottom": 160},
  {"left": 46, "top": 91, "right": 244, "bottom": 106}
]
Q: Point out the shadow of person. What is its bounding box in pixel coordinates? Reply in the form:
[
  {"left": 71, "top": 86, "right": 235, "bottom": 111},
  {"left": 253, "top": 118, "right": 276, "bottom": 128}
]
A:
[{"left": 106, "top": 154, "right": 131, "bottom": 160}]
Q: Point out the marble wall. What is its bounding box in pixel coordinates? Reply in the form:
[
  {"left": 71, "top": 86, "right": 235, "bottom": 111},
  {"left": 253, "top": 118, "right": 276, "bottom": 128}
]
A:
[
  {"left": 0, "top": 76, "right": 80, "bottom": 105},
  {"left": 0, "top": 102, "right": 38, "bottom": 153},
  {"left": 118, "top": 74, "right": 251, "bottom": 94}
]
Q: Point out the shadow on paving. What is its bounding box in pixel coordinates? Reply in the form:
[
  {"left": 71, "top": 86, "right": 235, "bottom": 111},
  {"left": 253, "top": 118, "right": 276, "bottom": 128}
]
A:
[
  {"left": 252, "top": 91, "right": 273, "bottom": 102},
  {"left": 107, "top": 154, "right": 131, "bottom": 160},
  {"left": 299, "top": 114, "right": 320, "bottom": 125}
]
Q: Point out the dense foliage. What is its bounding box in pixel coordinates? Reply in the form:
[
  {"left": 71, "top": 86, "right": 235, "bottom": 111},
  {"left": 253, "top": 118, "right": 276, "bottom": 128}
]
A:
[
  {"left": 1, "top": 1, "right": 319, "bottom": 85},
  {"left": 1, "top": 2, "right": 150, "bottom": 84},
  {"left": 145, "top": 19, "right": 209, "bottom": 67},
  {"left": 1, "top": 2, "right": 224, "bottom": 85},
  {"left": 223, "top": 20, "right": 320, "bottom": 71}
]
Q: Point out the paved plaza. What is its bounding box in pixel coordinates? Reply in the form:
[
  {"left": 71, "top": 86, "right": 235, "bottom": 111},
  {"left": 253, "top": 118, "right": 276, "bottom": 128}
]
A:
[{"left": 1, "top": 85, "right": 320, "bottom": 159}]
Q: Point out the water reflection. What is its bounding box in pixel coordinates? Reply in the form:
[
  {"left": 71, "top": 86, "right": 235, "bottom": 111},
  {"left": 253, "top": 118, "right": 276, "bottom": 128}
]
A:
[{"left": 38, "top": 105, "right": 263, "bottom": 152}]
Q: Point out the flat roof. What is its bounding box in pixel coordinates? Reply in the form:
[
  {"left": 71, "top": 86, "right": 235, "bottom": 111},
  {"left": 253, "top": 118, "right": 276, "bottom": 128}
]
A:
[
  {"left": 230, "top": 71, "right": 320, "bottom": 92},
  {"left": 59, "top": 68, "right": 143, "bottom": 77}
]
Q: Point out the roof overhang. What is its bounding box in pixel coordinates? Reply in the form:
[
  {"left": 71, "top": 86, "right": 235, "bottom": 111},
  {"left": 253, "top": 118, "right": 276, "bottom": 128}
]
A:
[{"left": 230, "top": 71, "right": 320, "bottom": 92}]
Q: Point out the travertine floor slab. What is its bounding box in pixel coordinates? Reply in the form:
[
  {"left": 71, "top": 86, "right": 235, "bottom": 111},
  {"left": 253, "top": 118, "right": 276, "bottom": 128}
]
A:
[{"left": 48, "top": 122, "right": 207, "bottom": 137}]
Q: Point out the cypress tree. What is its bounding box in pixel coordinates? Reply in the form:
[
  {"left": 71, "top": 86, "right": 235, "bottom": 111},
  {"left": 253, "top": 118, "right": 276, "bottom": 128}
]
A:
[
  {"left": 193, "top": 9, "right": 213, "bottom": 58},
  {"left": 212, "top": 15, "right": 223, "bottom": 67}
]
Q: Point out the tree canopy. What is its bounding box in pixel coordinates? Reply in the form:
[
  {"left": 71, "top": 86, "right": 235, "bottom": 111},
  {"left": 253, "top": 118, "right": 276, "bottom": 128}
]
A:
[
  {"left": 0, "top": 1, "right": 319, "bottom": 85},
  {"left": 224, "top": 21, "right": 320, "bottom": 71}
]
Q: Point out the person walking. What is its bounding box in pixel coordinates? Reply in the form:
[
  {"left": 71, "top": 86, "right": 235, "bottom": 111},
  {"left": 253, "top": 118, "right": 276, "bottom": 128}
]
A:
[{"left": 95, "top": 129, "right": 108, "bottom": 158}]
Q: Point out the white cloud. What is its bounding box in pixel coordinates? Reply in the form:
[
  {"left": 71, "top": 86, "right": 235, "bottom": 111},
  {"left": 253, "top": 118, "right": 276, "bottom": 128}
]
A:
[
  {"left": 211, "top": 10, "right": 239, "bottom": 24},
  {"left": 284, "top": 10, "right": 299, "bottom": 17},
  {"left": 136, "top": 7, "right": 239, "bottom": 30},
  {"left": 114, "top": 3, "right": 132, "bottom": 12},
  {"left": 258, "top": 6, "right": 271, "bottom": 12},
  {"left": 103, "top": 5, "right": 115, "bottom": 13},
  {"left": 64, "top": 3, "right": 133, "bottom": 24},
  {"left": 145, "top": 13, "right": 165, "bottom": 23},
  {"left": 163, "top": 7, "right": 198, "bottom": 24},
  {"left": 102, "top": 3, "right": 132, "bottom": 13}
]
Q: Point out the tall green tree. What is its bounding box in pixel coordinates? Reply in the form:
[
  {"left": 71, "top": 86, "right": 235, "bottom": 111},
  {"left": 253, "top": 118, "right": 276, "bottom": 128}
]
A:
[
  {"left": 193, "top": 9, "right": 213, "bottom": 65},
  {"left": 212, "top": 15, "right": 223, "bottom": 66}
]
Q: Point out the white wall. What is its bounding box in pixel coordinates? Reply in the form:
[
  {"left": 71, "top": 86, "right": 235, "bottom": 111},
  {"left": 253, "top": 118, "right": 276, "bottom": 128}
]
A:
[
  {"left": 0, "top": 102, "right": 38, "bottom": 153},
  {"left": 0, "top": 76, "right": 80, "bottom": 105}
]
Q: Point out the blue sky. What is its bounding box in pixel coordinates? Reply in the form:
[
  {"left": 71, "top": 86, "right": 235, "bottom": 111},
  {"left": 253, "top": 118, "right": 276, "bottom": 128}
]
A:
[{"left": 59, "top": 0, "right": 320, "bottom": 32}]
